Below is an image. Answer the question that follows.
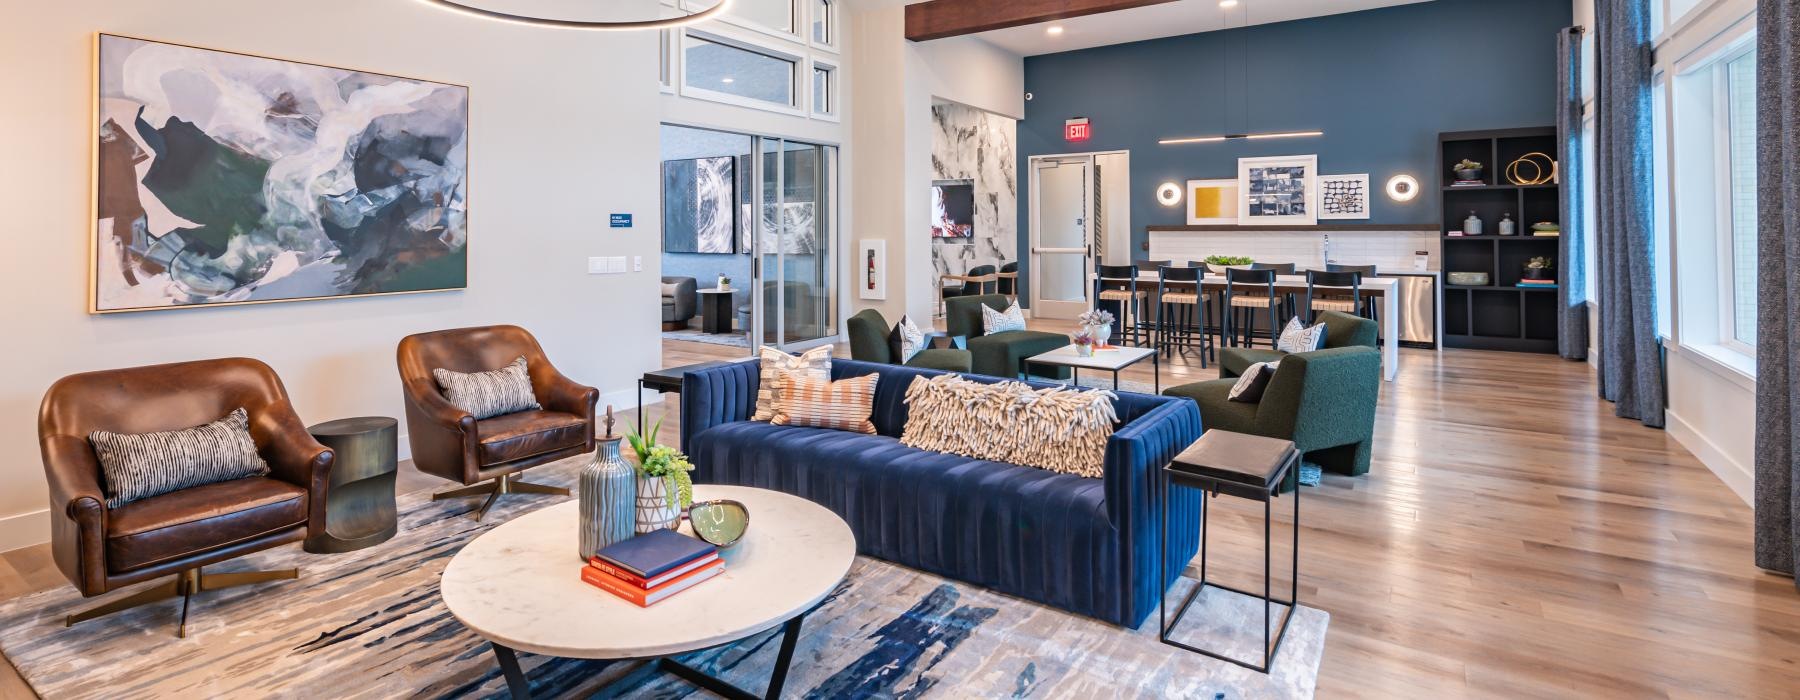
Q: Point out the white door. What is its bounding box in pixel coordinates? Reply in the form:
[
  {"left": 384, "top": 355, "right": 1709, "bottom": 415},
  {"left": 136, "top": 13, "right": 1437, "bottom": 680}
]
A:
[{"left": 1031, "top": 158, "right": 1091, "bottom": 319}]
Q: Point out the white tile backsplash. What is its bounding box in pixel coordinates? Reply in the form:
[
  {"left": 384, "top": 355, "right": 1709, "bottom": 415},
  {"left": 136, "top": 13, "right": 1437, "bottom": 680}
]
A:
[{"left": 1147, "top": 229, "right": 1440, "bottom": 273}]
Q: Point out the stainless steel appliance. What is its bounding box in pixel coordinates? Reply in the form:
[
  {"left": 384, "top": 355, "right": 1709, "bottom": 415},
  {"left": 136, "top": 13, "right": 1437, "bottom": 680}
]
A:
[{"left": 1380, "top": 273, "right": 1438, "bottom": 348}]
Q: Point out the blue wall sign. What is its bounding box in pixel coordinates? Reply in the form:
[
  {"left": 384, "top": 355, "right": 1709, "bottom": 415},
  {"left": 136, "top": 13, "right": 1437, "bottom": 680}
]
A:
[{"left": 610, "top": 213, "right": 632, "bottom": 228}]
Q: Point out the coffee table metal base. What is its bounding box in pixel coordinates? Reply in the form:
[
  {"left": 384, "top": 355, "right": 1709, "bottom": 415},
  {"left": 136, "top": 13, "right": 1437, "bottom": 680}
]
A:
[{"left": 487, "top": 611, "right": 807, "bottom": 700}]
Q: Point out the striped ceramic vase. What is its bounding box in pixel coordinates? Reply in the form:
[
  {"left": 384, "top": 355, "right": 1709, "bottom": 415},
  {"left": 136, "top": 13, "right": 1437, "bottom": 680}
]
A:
[{"left": 578, "top": 437, "right": 636, "bottom": 561}]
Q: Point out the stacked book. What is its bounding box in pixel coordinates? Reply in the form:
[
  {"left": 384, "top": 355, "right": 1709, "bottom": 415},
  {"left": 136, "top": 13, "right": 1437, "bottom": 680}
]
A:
[
  {"left": 581, "top": 529, "right": 724, "bottom": 607},
  {"left": 1517, "top": 279, "right": 1557, "bottom": 288}
]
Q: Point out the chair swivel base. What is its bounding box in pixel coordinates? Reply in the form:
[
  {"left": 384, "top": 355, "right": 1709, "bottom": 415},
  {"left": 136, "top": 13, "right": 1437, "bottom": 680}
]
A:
[
  {"left": 66, "top": 567, "right": 298, "bottom": 638},
  {"left": 434, "top": 473, "right": 570, "bottom": 521}
]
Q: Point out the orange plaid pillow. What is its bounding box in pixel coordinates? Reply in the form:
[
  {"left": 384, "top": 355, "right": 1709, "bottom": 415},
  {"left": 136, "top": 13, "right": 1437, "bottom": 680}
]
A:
[{"left": 770, "top": 373, "right": 879, "bottom": 434}]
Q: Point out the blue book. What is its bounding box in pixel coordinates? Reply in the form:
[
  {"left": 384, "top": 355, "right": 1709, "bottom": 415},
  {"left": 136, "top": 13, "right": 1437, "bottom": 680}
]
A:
[{"left": 594, "top": 529, "right": 717, "bottom": 579}]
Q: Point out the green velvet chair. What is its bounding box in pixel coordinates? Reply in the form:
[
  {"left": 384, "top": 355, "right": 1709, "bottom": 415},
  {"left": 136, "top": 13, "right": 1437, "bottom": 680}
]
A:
[
  {"left": 1163, "top": 341, "right": 1380, "bottom": 477},
  {"left": 1218, "top": 310, "right": 1377, "bottom": 378},
  {"left": 944, "top": 295, "right": 1070, "bottom": 379},
  {"left": 846, "top": 309, "right": 973, "bottom": 372}
]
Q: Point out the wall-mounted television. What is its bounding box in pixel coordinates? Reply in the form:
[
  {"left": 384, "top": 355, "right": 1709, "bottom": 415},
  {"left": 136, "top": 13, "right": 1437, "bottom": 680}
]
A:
[{"left": 931, "top": 180, "right": 975, "bottom": 239}]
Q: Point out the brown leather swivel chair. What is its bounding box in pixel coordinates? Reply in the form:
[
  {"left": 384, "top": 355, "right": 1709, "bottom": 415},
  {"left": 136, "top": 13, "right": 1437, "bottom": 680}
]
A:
[
  {"left": 38, "top": 358, "right": 333, "bottom": 637},
  {"left": 397, "top": 325, "right": 597, "bottom": 520}
]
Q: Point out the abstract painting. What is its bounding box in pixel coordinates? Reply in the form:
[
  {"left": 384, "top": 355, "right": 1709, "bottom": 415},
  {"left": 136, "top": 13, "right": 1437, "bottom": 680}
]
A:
[
  {"left": 760, "top": 202, "right": 818, "bottom": 255},
  {"left": 93, "top": 34, "right": 469, "bottom": 313},
  {"left": 1237, "top": 155, "right": 1318, "bottom": 226},
  {"left": 1318, "top": 173, "right": 1371, "bottom": 219},
  {"left": 1185, "top": 178, "right": 1238, "bottom": 225},
  {"left": 662, "top": 156, "right": 736, "bottom": 254}
]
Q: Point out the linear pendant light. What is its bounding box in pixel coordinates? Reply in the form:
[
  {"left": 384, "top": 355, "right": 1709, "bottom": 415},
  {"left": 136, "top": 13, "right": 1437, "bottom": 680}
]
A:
[
  {"left": 418, "top": 0, "right": 733, "bottom": 30},
  {"left": 1158, "top": 130, "right": 1324, "bottom": 145},
  {"left": 1159, "top": 1, "right": 1322, "bottom": 146}
]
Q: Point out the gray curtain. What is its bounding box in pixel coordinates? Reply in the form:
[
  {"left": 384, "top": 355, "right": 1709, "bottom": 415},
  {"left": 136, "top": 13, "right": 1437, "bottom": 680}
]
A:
[
  {"left": 1593, "top": 0, "right": 1664, "bottom": 428},
  {"left": 1557, "top": 27, "right": 1590, "bottom": 360},
  {"left": 1755, "top": 0, "right": 1799, "bottom": 587}
]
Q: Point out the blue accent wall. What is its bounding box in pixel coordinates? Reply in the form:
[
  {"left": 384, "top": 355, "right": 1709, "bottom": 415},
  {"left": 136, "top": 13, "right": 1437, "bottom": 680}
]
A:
[{"left": 1015, "top": 0, "right": 1573, "bottom": 301}]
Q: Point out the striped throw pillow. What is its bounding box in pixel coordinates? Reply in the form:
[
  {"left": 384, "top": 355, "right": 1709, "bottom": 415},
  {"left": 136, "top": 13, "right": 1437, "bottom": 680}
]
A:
[
  {"left": 433, "top": 356, "right": 542, "bottom": 420},
  {"left": 89, "top": 408, "right": 272, "bottom": 508},
  {"left": 770, "top": 374, "right": 879, "bottom": 434},
  {"left": 752, "top": 345, "right": 832, "bottom": 422}
]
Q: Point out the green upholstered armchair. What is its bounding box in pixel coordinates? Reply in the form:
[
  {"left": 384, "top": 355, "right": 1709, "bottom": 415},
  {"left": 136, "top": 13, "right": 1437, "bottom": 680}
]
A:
[
  {"left": 1163, "top": 345, "right": 1380, "bottom": 476},
  {"left": 1219, "top": 310, "right": 1377, "bottom": 378},
  {"left": 846, "top": 309, "right": 973, "bottom": 372},
  {"left": 943, "top": 295, "right": 1070, "bottom": 379}
]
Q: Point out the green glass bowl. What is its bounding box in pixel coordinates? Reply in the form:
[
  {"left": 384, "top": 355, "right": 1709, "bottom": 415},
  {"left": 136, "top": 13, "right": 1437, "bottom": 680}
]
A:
[{"left": 688, "top": 500, "right": 749, "bottom": 548}]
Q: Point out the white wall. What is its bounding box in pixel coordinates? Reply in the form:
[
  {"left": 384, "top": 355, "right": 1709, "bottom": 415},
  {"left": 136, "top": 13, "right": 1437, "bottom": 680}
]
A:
[
  {"left": 848, "top": 5, "right": 1022, "bottom": 327},
  {"left": 0, "top": 0, "right": 664, "bottom": 551}
]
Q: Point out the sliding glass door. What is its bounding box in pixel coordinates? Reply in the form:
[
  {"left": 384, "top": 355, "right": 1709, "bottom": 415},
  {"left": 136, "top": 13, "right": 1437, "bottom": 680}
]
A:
[{"left": 755, "top": 137, "right": 837, "bottom": 349}]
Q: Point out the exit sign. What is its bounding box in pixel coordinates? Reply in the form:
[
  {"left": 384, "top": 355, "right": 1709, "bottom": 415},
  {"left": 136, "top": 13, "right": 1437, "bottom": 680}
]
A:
[{"left": 1064, "top": 118, "right": 1091, "bottom": 142}]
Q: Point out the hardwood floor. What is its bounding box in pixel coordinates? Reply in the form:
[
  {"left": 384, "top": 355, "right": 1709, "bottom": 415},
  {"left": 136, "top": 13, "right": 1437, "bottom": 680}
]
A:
[{"left": 2, "top": 321, "right": 1794, "bottom": 698}]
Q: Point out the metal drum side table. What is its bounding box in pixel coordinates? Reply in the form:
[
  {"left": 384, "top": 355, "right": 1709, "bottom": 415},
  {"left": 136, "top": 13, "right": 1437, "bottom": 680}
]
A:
[{"left": 304, "top": 416, "right": 400, "bottom": 554}]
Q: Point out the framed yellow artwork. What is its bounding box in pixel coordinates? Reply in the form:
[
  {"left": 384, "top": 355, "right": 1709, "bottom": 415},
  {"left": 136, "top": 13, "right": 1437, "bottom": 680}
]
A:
[{"left": 1185, "top": 178, "right": 1238, "bottom": 225}]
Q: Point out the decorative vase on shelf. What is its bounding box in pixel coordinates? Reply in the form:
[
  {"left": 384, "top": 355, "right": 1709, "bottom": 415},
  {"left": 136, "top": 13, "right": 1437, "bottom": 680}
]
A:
[
  {"left": 1464, "top": 211, "right": 1484, "bottom": 236},
  {"left": 635, "top": 475, "right": 681, "bottom": 534},
  {"left": 1498, "top": 213, "right": 1517, "bottom": 236},
  {"left": 579, "top": 434, "right": 636, "bottom": 561}
]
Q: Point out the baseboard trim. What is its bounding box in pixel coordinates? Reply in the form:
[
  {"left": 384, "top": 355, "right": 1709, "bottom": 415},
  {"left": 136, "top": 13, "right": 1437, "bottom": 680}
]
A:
[
  {"left": 1666, "top": 408, "right": 1753, "bottom": 506},
  {"left": 0, "top": 508, "right": 49, "bottom": 555}
]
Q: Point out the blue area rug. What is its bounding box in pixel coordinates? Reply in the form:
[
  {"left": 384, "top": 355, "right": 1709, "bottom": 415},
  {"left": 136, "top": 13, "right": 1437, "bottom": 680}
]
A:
[{"left": 0, "top": 456, "right": 1328, "bottom": 699}]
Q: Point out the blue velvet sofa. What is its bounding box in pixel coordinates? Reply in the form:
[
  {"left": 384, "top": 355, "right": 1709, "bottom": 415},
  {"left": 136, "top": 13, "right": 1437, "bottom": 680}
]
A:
[{"left": 681, "top": 358, "right": 1203, "bottom": 627}]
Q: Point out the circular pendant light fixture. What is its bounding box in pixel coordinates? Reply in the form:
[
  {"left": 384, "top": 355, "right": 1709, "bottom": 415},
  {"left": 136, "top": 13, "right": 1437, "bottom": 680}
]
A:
[{"left": 418, "top": 0, "right": 733, "bottom": 30}]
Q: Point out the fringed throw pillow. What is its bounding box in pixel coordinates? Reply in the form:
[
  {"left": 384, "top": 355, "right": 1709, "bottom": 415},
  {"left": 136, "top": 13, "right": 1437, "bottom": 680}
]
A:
[
  {"left": 752, "top": 345, "right": 832, "bottom": 421},
  {"left": 433, "top": 356, "right": 541, "bottom": 419},
  {"left": 771, "top": 373, "right": 879, "bottom": 434},
  {"left": 900, "top": 374, "right": 1117, "bottom": 478}
]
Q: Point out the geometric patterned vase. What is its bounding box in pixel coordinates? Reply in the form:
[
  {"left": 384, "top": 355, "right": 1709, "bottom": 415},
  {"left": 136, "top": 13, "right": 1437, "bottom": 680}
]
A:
[
  {"left": 634, "top": 475, "right": 681, "bottom": 534},
  {"left": 578, "top": 437, "right": 636, "bottom": 561}
]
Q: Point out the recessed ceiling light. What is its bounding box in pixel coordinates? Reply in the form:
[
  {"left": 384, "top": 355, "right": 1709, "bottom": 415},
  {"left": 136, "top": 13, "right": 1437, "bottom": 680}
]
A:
[
  {"left": 1219, "top": 0, "right": 1239, "bottom": 7},
  {"left": 1046, "top": 25, "right": 1064, "bottom": 36},
  {"left": 722, "top": 77, "right": 735, "bottom": 83}
]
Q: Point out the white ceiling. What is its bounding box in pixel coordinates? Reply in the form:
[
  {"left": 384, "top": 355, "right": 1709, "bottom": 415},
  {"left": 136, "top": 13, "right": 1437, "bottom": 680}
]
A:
[{"left": 967, "top": 0, "right": 1433, "bottom": 57}]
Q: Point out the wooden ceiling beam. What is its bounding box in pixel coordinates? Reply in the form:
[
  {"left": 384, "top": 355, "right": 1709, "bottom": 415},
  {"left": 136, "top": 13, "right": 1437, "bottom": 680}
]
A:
[{"left": 904, "top": 0, "right": 1183, "bottom": 42}]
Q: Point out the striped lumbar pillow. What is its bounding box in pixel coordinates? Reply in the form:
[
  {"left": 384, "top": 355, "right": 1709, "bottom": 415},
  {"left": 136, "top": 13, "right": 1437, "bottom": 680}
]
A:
[
  {"left": 752, "top": 345, "right": 832, "bottom": 422},
  {"left": 433, "top": 356, "right": 542, "bottom": 420},
  {"left": 89, "top": 408, "right": 272, "bottom": 508},
  {"left": 770, "top": 373, "right": 879, "bottom": 434}
]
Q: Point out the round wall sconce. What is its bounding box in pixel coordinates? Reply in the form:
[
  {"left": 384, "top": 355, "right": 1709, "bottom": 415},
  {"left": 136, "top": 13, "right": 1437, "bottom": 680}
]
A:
[
  {"left": 1156, "top": 182, "right": 1182, "bottom": 206},
  {"left": 1386, "top": 174, "right": 1420, "bottom": 202}
]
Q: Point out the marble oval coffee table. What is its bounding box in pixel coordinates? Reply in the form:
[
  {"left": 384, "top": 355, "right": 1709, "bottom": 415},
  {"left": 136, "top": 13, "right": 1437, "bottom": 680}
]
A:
[{"left": 441, "top": 485, "right": 855, "bottom": 700}]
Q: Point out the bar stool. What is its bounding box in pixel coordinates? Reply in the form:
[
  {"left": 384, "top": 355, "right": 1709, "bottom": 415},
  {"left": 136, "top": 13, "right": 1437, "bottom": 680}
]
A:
[
  {"left": 1224, "top": 267, "right": 1285, "bottom": 349},
  {"left": 1135, "top": 259, "right": 1173, "bottom": 274},
  {"left": 1326, "top": 264, "right": 1379, "bottom": 337},
  {"left": 1303, "top": 270, "right": 1364, "bottom": 323},
  {"left": 1094, "top": 264, "right": 1149, "bottom": 346},
  {"left": 1155, "top": 265, "right": 1213, "bottom": 365},
  {"left": 1133, "top": 260, "right": 1173, "bottom": 340}
]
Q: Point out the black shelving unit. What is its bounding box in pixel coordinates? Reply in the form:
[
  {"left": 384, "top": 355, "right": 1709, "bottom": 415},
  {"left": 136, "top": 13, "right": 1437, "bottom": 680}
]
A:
[{"left": 1439, "top": 127, "right": 1561, "bottom": 353}]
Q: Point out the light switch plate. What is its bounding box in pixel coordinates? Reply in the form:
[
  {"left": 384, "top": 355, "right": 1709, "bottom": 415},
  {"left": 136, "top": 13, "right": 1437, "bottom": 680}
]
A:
[
  {"left": 587, "top": 257, "right": 607, "bottom": 274},
  {"left": 633, "top": 256, "right": 643, "bottom": 272}
]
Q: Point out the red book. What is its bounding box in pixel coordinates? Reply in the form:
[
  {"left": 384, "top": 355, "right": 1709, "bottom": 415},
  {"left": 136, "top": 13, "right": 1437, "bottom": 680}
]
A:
[
  {"left": 589, "top": 552, "right": 721, "bottom": 589},
  {"left": 581, "top": 560, "right": 725, "bottom": 607}
]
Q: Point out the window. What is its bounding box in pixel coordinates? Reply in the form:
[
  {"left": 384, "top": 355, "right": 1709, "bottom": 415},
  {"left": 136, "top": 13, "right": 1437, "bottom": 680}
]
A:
[
  {"left": 682, "top": 33, "right": 798, "bottom": 110},
  {"left": 727, "top": 0, "right": 796, "bottom": 35},
  {"left": 812, "top": 0, "right": 833, "bottom": 45},
  {"left": 811, "top": 62, "right": 835, "bottom": 117},
  {"left": 1723, "top": 50, "right": 1757, "bottom": 346}
]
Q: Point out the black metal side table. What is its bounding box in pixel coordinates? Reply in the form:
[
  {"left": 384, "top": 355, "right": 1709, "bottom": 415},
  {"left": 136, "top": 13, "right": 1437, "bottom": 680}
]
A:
[
  {"left": 304, "top": 417, "right": 399, "bottom": 554},
  {"left": 637, "top": 360, "right": 733, "bottom": 442},
  {"left": 1160, "top": 429, "right": 1301, "bottom": 673}
]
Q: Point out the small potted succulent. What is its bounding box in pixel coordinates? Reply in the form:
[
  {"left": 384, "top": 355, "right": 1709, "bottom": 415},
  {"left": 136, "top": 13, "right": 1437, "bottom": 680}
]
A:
[
  {"left": 624, "top": 419, "right": 694, "bottom": 533},
  {"left": 1523, "top": 256, "right": 1555, "bottom": 281},
  {"left": 1072, "top": 328, "right": 1096, "bottom": 357},
  {"left": 717, "top": 275, "right": 732, "bottom": 292},
  {"left": 1453, "top": 158, "right": 1484, "bottom": 184},
  {"left": 1075, "top": 308, "right": 1115, "bottom": 348},
  {"left": 1203, "top": 255, "right": 1255, "bottom": 275}
]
